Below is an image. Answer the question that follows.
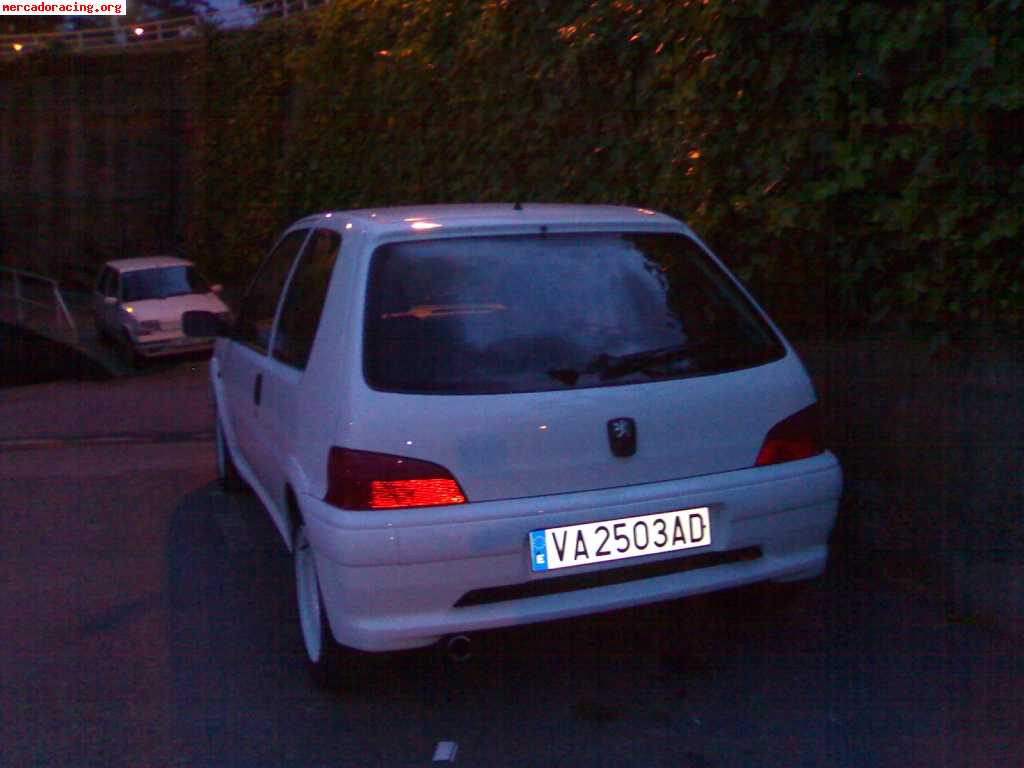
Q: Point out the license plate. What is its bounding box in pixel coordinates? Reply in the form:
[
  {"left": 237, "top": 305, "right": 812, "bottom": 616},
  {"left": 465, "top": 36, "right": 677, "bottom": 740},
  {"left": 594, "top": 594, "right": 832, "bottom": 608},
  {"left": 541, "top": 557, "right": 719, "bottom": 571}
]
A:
[{"left": 530, "top": 507, "right": 711, "bottom": 572}]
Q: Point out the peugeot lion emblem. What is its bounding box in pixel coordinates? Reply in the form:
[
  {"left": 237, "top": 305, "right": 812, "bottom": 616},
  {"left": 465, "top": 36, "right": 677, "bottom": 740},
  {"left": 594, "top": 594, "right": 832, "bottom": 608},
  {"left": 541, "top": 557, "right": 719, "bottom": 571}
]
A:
[{"left": 607, "top": 417, "right": 637, "bottom": 457}]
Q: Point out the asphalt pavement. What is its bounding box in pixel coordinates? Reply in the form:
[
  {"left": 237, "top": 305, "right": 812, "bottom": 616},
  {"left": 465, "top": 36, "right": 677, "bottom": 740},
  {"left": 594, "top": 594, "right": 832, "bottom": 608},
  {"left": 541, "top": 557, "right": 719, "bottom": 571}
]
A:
[{"left": 1, "top": 363, "right": 1021, "bottom": 767}]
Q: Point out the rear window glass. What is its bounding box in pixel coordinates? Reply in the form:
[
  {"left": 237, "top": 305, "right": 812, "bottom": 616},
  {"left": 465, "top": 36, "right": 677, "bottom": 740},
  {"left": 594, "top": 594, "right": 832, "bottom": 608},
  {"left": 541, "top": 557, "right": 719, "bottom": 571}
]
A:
[{"left": 363, "top": 233, "right": 785, "bottom": 395}]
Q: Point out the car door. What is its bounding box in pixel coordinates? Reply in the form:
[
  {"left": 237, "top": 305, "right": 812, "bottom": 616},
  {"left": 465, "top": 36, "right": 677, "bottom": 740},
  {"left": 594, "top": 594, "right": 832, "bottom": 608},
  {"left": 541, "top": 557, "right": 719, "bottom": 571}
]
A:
[
  {"left": 220, "top": 228, "right": 311, "bottom": 515},
  {"left": 260, "top": 228, "right": 343, "bottom": 509}
]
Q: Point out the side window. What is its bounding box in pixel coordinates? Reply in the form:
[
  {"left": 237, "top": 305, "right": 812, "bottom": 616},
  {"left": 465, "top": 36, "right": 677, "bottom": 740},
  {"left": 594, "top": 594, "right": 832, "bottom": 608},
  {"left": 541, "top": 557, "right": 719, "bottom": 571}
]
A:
[
  {"left": 272, "top": 229, "right": 342, "bottom": 369},
  {"left": 233, "top": 229, "right": 309, "bottom": 354}
]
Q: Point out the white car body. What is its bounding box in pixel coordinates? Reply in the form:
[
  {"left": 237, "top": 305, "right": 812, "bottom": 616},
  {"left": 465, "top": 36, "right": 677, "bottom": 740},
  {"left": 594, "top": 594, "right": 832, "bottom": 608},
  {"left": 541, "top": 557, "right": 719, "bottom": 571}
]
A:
[
  {"left": 93, "top": 256, "right": 229, "bottom": 360},
  {"left": 209, "top": 204, "right": 842, "bottom": 661}
]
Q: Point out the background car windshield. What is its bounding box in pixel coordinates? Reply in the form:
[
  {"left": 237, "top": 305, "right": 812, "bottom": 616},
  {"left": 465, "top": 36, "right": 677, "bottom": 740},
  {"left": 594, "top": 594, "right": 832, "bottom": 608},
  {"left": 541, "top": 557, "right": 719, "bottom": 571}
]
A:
[
  {"left": 364, "top": 233, "right": 785, "bottom": 395},
  {"left": 121, "top": 266, "right": 209, "bottom": 301}
]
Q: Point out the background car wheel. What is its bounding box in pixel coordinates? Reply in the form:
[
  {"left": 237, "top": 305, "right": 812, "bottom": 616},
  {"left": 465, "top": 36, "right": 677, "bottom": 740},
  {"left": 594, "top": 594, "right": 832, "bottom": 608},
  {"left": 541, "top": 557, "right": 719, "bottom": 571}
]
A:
[
  {"left": 215, "top": 417, "right": 246, "bottom": 493},
  {"left": 294, "top": 525, "right": 354, "bottom": 689},
  {"left": 119, "top": 331, "right": 141, "bottom": 370}
]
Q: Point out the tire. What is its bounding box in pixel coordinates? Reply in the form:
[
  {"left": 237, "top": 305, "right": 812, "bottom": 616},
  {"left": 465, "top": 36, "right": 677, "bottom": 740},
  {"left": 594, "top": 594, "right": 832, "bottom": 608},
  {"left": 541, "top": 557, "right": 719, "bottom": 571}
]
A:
[
  {"left": 294, "top": 524, "right": 353, "bottom": 689},
  {"left": 215, "top": 417, "right": 246, "bottom": 493},
  {"left": 120, "top": 331, "right": 142, "bottom": 370}
]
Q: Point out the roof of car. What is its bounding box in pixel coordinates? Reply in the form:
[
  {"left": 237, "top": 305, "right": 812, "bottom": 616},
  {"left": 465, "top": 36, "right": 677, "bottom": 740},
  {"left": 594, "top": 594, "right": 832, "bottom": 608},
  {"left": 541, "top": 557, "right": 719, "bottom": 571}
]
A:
[
  {"left": 105, "top": 256, "right": 192, "bottom": 272},
  {"left": 297, "top": 203, "right": 681, "bottom": 232}
]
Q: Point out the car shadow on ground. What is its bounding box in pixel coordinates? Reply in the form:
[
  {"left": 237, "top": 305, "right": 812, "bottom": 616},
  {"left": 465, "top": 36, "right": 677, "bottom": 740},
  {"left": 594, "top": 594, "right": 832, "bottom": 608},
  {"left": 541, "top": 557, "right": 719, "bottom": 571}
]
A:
[
  {"left": 165, "top": 482, "right": 846, "bottom": 768},
  {"left": 93, "top": 333, "right": 213, "bottom": 378},
  {"left": 165, "top": 482, "right": 1024, "bottom": 768}
]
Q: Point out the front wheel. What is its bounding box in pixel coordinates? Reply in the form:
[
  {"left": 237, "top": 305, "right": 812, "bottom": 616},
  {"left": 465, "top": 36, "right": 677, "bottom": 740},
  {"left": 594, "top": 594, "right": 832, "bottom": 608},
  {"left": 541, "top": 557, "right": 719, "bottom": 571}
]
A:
[{"left": 294, "top": 525, "right": 353, "bottom": 689}]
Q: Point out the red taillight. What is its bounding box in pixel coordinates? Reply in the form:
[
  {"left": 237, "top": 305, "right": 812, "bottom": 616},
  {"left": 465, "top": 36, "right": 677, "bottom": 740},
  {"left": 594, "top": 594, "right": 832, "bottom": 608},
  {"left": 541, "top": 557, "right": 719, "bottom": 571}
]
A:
[
  {"left": 325, "top": 447, "right": 467, "bottom": 510},
  {"left": 755, "top": 403, "right": 824, "bottom": 467}
]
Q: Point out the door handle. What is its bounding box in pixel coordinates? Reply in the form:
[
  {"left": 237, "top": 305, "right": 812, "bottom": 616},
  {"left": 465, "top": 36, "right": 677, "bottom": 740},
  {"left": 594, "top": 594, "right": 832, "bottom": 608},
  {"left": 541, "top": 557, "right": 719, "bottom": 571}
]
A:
[{"left": 253, "top": 373, "right": 263, "bottom": 406}]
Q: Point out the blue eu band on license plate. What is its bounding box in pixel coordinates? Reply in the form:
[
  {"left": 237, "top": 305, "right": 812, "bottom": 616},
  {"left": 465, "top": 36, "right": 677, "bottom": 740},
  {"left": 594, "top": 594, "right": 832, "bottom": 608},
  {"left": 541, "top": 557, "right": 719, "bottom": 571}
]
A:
[{"left": 530, "top": 507, "right": 711, "bottom": 572}]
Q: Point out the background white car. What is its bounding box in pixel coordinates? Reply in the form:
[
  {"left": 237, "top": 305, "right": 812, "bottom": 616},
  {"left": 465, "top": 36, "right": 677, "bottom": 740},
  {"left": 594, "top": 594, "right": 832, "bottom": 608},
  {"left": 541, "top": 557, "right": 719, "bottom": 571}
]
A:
[
  {"left": 92, "top": 256, "right": 230, "bottom": 367},
  {"left": 185, "top": 204, "right": 843, "bottom": 689}
]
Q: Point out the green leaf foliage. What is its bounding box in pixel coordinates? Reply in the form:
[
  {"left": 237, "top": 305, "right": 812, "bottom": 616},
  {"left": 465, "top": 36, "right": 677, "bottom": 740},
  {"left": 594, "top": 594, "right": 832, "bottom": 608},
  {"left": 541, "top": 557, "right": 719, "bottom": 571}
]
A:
[{"left": 185, "top": 0, "right": 1023, "bottom": 337}]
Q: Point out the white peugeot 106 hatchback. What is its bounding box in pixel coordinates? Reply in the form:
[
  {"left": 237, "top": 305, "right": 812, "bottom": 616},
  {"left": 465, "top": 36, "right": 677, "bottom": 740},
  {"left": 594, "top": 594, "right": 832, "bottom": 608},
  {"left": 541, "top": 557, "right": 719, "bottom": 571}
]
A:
[
  {"left": 184, "top": 204, "right": 842, "bottom": 687},
  {"left": 93, "top": 256, "right": 230, "bottom": 367}
]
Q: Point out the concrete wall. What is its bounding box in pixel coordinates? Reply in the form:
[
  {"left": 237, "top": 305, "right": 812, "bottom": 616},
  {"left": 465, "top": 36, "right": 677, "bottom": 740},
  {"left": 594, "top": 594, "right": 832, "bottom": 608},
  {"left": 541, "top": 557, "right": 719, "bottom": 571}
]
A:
[{"left": 0, "top": 52, "right": 194, "bottom": 287}]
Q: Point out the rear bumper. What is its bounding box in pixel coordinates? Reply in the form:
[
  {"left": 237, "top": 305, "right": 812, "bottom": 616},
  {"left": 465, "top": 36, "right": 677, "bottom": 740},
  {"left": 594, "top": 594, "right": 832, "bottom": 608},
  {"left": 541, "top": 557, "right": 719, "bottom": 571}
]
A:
[{"left": 300, "top": 452, "right": 842, "bottom": 651}]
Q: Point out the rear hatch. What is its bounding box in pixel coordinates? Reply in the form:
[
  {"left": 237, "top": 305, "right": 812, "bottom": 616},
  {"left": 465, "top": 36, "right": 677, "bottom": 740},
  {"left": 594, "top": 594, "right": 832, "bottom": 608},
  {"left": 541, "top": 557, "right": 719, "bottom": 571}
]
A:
[{"left": 351, "top": 231, "right": 814, "bottom": 503}]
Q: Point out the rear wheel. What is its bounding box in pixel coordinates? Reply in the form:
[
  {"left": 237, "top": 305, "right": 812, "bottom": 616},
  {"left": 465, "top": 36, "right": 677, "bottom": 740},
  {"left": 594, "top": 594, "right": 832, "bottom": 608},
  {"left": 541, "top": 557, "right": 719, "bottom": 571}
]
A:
[
  {"left": 294, "top": 524, "right": 353, "bottom": 689},
  {"left": 215, "top": 417, "right": 245, "bottom": 493}
]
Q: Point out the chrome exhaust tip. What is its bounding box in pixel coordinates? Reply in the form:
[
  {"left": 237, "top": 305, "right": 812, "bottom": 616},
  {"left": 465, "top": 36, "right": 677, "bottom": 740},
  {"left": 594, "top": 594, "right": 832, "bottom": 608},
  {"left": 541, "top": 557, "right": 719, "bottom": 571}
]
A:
[{"left": 446, "top": 634, "right": 473, "bottom": 663}]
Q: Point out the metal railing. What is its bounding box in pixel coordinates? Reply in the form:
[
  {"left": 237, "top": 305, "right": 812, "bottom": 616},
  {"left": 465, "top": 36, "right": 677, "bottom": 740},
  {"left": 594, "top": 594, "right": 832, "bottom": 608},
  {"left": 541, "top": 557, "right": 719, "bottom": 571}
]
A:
[
  {"left": 0, "top": 0, "right": 328, "bottom": 57},
  {"left": 0, "top": 266, "right": 79, "bottom": 344}
]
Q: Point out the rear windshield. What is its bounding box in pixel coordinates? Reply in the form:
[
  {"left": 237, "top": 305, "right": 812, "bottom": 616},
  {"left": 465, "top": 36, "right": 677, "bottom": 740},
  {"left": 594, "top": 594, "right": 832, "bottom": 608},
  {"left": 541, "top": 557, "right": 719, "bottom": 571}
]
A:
[
  {"left": 121, "top": 266, "right": 209, "bottom": 302},
  {"left": 364, "top": 233, "right": 785, "bottom": 395}
]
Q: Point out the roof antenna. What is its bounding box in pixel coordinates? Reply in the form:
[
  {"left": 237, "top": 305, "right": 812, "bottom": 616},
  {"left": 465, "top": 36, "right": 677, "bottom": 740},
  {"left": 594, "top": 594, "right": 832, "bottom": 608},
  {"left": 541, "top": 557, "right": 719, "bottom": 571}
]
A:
[{"left": 513, "top": 201, "right": 523, "bottom": 211}]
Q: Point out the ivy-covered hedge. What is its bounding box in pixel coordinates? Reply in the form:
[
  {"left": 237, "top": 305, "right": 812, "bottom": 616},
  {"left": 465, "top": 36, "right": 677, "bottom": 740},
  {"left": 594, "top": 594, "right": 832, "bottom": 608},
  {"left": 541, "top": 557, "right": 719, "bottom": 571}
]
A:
[{"left": 187, "top": 0, "right": 1022, "bottom": 337}]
